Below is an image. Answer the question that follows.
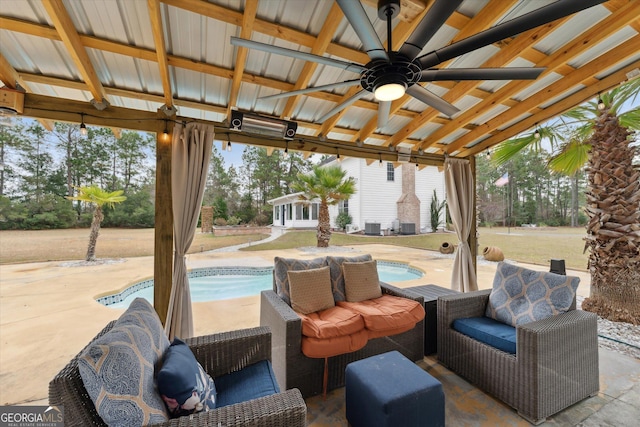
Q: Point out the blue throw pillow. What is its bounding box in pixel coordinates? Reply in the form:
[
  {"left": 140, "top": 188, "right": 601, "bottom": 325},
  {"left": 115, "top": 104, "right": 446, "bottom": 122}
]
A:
[{"left": 157, "top": 338, "right": 216, "bottom": 418}]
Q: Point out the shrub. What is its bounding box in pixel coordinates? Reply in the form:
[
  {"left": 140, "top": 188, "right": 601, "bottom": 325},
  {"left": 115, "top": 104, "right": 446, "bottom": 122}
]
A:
[
  {"left": 227, "top": 216, "right": 242, "bottom": 226},
  {"left": 335, "top": 211, "right": 352, "bottom": 231},
  {"left": 430, "top": 189, "right": 446, "bottom": 232},
  {"left": 214, "top": 217, "right": 228, "bottom": 226}
]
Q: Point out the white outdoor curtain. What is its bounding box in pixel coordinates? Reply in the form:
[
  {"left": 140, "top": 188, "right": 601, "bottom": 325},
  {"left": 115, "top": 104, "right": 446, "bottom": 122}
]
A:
[
  {"left": 444, "top": 157, "right": 478, "bottom": 292},
  {"left": 165, "top": 122, "right": 214, "bottom": 340}
]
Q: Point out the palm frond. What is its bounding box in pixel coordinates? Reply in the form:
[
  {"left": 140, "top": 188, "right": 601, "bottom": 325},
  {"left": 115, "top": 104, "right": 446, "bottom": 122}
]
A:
[
  {"left": 492, "top": 135, "right": 536, "bottom": 166},
  {"left": 619, "top": 106, "right": 640, "bottom": 131},
  {"left": 548, "top": 140, "right": 590, "bottom": 176}
]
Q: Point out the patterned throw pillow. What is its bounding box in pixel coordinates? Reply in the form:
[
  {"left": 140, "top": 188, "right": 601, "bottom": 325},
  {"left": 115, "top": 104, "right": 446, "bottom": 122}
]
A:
[
  {"left": 273, "top": 256, "right": 326, "bottom": 305},
  {"left": 78, "top": 325, "right": 169, "bottom": 427},
  {"left": 78, "top": 298, "right": 171, "bottom": 427},
  {"left": 342, "top": 260, "right": 382, "bottom": 302},
  {"left": 326, "top": 254, "right": 373, "bottom": 301},
  {"left": 115, "top": 298, "right": 170, "bottom": 357},
  {"left": 485, "top": 262, "right": 580, "bottom": 327},
  {"left": 288, "top": 266, "right": 335, "bottom": 314},
  {"left": 157, "top": 338, "right": 216, "bottom": 418}
]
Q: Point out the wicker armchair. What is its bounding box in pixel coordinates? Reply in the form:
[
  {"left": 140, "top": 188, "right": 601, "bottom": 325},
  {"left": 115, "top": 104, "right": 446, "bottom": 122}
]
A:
[
  {"left": 49, "top": 324, "right": 307, "bottom": 427},
  {"left": 437, "top": 290, "right": 599, "bottom": 425},
  {"left": 261, "top": 282, "right": 424, "bottom": 398}
]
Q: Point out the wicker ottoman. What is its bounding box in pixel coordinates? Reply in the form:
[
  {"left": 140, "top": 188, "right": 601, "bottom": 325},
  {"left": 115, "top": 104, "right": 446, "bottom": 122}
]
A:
[{"left": 345, "top": 351, "right": 444, "bottom": 427}]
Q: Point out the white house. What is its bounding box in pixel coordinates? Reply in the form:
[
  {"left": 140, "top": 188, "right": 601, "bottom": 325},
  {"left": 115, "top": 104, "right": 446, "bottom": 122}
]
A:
[{"left": 268, "top": 157, "right": 446, "bottom": 234}]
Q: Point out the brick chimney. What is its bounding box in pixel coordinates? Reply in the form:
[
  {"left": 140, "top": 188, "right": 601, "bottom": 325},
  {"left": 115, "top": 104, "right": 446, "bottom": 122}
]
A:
[{"left": 396, "top": 163, "right": 420, "bottom": 233}]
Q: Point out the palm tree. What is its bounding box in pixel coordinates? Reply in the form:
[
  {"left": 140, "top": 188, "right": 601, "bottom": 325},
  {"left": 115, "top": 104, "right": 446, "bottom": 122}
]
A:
[
  {"left": 67, "top": 186, "right": 126, "bottom": 261},
  {"left": 291, "top": 164, "right": 356, "bottom": 247},
  {"left": 492, "top": 78, "right": 640, "bottom": 324}
]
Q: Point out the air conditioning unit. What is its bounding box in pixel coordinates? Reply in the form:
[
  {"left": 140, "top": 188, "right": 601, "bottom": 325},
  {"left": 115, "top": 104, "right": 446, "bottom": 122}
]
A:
[
  {"left": 365, "top": 222, "right": 381, "bottom": 236},
  {"left": 0, "top": 88, "right": 24, "bottom": 115},
  {"left": 400, "top": 223, "right": 415, "bottom": 235},
  {"left": 229, "top": 110, "right": 297, "bottom": 140}
]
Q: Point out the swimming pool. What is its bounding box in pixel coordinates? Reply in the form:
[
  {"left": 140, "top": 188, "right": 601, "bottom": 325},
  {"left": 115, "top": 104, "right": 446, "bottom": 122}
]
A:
[{"left": 98, "top": 261, "right": 423, "bottom": 308}]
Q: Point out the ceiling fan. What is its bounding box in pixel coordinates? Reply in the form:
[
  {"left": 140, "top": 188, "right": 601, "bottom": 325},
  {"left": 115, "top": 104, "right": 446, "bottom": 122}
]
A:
[{"left": 231, "top": 0, "right": 606, "bottom": 128}]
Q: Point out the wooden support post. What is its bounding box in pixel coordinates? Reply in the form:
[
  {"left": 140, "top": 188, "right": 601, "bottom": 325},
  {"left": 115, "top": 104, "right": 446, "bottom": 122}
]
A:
[{"left": 154, "top": 114, "right": 174, "bottom": 324}]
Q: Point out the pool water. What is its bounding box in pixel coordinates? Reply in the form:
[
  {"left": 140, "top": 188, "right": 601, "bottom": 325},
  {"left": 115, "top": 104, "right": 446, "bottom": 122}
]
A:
[{"left": 101, "top": 262, "right": 422, "bottom": 308}]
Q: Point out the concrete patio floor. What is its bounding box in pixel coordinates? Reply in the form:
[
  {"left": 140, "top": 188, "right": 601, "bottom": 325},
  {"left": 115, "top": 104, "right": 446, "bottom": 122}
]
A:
[{"left": 1, "top": 242, "right": 638, "bottom": 425}]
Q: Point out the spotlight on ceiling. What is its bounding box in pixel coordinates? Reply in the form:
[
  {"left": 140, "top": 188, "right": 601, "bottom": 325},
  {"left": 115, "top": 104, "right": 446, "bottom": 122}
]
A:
[{"left": 229, "top": 110, "right": 297, "bottom": 140}]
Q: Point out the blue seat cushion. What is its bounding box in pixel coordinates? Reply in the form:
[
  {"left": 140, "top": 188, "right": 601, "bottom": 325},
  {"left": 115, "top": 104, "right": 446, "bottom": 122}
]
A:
[
  {"left": 453, "top": 317, "right": 517, "bottom": 354},
  {"left": 215, "top": 360, "right": 280, "bottom": 408}
]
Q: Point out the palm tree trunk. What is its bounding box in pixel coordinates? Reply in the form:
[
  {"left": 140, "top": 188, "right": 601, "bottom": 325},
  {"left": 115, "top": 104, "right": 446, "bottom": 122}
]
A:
[
  {"left": 581, "top": 111, "right": 640, "bottom": 325},
  {"left": 317, "top": 202, "right": 331, "bottom": 248},
  {"left": 86, "top": 206, "right": 103, "bottom": 261}
]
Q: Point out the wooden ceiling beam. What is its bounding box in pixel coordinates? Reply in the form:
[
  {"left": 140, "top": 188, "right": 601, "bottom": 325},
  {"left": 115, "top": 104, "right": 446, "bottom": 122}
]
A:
[
  {"left": 227, "top": 0, "right": 258, "bottom": 116},
  {"left": 40, "top": 0, "right": 107, "bottom": 106},
  {"left": 446, "top": 35, "right": 640, "bottom": 155},
  {"left": 21, "top": 93, "right": 445, "bottom": 165},
  {"left": 19, "top": 72, "right": 431, "bottom": 142},
  {"left": 0, "top": 53, "right": 54, "bottom": 131},
  {"left": 459, "top": 60, "right": 640, "bottom": 158},
  {"left": 147, "top": 0, "right": 174, "bottom": 108},
  {"left": 439, "top": 0, "right": 640, "bottom": 154},
  {"left": 280, "top": 2, "right": 343, "bottom": 120}
]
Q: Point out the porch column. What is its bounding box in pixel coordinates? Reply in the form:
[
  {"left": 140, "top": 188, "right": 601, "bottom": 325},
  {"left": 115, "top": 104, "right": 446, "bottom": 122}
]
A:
[{"left": 154, "top": 113, "right": 174, "bottom": 324}]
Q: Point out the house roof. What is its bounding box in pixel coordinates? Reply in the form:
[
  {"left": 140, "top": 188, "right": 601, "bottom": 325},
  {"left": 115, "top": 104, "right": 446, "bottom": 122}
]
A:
[{"left": 1, "top": 0, "right": 638, "bottom": 162}]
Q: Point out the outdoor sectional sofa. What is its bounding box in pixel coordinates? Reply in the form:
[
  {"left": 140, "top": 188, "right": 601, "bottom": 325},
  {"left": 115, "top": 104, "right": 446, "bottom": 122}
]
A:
[{"left": 260, "top": 254, "right": 425, "bottom": 398}]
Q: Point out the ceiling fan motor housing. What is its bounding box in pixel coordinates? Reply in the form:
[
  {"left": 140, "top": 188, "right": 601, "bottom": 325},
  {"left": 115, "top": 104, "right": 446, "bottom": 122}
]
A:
[
  {"left": 361, "top": 53, "right": 422, "bottom": 95},
  {"left": 377, "top": 0, "right": 401, "bottom": 20}
]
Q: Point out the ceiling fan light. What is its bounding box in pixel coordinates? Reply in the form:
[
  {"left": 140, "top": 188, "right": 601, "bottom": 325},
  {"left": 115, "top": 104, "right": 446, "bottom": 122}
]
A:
[{"left": 374, "top": 83, "right": 406, "bottom": 101}]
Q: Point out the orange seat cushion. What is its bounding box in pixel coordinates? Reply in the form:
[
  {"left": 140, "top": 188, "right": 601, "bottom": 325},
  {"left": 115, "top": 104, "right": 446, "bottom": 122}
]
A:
[
  {"left": 301, "top": 329, "right": 369, "bottom": 358},
  {"left": 297, "top": 306, "right": 365, "bottom": 340},
  {"left": 337, "top": 294, "right": 425, "bottom": 334}
]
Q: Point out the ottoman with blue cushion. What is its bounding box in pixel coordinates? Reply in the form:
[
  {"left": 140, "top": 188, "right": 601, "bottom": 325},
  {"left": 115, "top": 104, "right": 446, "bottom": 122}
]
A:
[{"left": 345, "top": 351, "right": 444, "bottom": 427}]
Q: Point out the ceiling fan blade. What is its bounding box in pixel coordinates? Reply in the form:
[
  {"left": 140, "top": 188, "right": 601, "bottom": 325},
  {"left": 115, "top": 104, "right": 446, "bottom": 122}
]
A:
[
  {"left": 418, "top": 0, "right": 607, "bottom": 69},
  {"left": 317, "top": 90, "right": 369, "bottom": 123},
  {"left": 406, "top": 85, "right": 459, "bottom": 118},
  {"left": 399, "top": 0, "right": 464, "bottom": 60},
  {"left": 420, "top": 67, "right": 545, "bottom": 82},
  {"left": 377, "top": 101, "right": 391, "bottom": 129},
  {"left": 336, "top": 0, "right": 389, "bottom": 61},
  {"left": 259, "top": 80, "right": 361, "bottom": 101},
  {"left": 230, "top": 37, "right": 366, "bottom": 74}
]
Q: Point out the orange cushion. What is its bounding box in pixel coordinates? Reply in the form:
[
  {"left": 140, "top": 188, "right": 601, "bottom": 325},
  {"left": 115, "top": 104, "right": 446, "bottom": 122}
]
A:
[
  {"left": 297, "top": 306, "right": 365, "bottom": 340},
  {"left": 301, "top": 329, "right": 369, "bottom": 358},
  {"left": 337, "top": 294, "right": 425, "bottom": 333}
]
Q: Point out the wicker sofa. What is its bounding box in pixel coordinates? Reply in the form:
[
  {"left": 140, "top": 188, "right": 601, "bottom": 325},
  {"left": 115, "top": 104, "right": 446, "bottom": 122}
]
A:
[
  {"left": 437, "top": 265, "right": 599, "bottom": 425},
  {"left": 261, "top": 255, "right": 425, "bottom": 398},
  {"left": 49, "top": 316, "right": 307, "bottom": 427}
]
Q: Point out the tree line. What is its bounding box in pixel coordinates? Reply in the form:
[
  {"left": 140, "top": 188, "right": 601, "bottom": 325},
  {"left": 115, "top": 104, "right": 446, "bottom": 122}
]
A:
[
  {"left": 1, "top": 117, "right": 587, "bottom": 231},
  {"left": 0, "top": 118, "right": 314, "bottom": 230}
]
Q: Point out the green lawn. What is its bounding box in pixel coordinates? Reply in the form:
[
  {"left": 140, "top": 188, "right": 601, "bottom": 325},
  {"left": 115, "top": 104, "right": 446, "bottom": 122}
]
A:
[{"left": 244, "top": 227, "right": 589, "bottom": 271}]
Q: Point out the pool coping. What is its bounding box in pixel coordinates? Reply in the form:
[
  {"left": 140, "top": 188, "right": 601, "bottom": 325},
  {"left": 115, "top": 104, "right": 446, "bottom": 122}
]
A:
[{"left": 96, "top": 261, "right": 424, "bottom": 307}]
